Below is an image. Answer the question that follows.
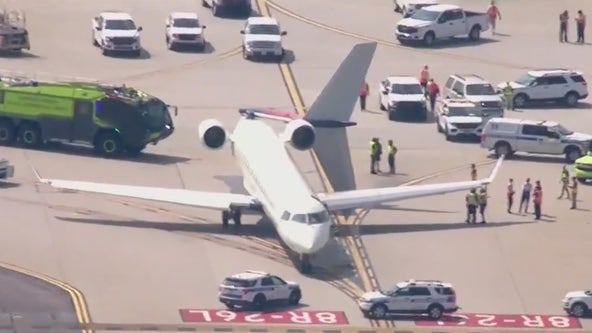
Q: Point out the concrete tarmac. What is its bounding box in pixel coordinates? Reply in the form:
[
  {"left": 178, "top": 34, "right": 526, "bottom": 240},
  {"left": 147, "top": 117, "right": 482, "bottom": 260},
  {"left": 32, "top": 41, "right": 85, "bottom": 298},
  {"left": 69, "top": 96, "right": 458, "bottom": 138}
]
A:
[{"left": 2, "top": 0, "right": 592, "bottom": 331}]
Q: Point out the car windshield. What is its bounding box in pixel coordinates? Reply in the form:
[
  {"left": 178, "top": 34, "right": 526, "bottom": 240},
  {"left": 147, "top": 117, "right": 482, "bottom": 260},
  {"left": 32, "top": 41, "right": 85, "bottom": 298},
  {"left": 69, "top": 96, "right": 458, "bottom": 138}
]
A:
[
  {"left": 247, "top": 24, "right": 280, "bottom": 35},
  {"left": 138, "top": 100, "right": 168, "bottom": 131},
  {"left": 516, "top": 74, "right": 537, "bottom": 86},
  {"left": 447, "top": 106, "right": 479, "bottom": 117},
  {"left": 105, "top": 19, "right": 136, "bottom": 30},
  {"left": 553, "top": 124, "right": 574, "bottom": 136},
  {"left": 411, "top": 9, "right": 440, "bottom": 21},
  {"left": 466, "top": 84, "right": 497, "bottom": 95},
  {"left": 173, "top": 18, "right": 200, "bottom": 28},
  {"left": 308, "top": 211, "right": 330, "bottom": 224},
  {"left": 391, "top": 84, "right": 423, "bottom": 94}
]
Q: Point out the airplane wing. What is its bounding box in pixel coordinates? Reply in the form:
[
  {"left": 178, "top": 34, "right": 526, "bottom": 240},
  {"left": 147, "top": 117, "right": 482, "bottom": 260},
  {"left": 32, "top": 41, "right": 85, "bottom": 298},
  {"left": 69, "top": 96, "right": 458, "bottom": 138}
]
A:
[
  {"left": 33, "top": 169, "right": 259, "bottom": 211},
  {"left": 316, "top": 156, "right": 503, "bottom": 211}
]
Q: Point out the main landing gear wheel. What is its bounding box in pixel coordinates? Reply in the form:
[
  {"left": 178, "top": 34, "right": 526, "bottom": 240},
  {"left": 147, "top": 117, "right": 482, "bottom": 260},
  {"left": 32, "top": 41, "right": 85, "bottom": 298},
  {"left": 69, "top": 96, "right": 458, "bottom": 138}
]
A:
[
  {"left": 299, "top": 254, "right": 312, "bottom": 274},
  {"left": 221, "top": 209, "right": 242, "bottom": 227}
]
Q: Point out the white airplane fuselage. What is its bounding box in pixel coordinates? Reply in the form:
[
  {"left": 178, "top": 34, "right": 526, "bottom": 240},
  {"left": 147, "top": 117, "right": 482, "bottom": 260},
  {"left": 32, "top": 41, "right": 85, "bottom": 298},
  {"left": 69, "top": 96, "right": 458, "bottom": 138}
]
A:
[{"left": 230, "top": 118, "right": 332, "bottom": 255}]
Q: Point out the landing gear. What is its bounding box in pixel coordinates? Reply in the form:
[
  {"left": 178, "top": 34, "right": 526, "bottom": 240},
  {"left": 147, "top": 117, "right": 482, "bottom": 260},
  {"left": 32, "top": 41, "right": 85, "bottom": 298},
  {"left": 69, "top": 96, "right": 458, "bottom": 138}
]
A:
[
  {"left": 221, "top": 209, "right": 242, "bottom": 227},
  {"left": 298, "top": 254, "right": 312, "bottom": 274}
]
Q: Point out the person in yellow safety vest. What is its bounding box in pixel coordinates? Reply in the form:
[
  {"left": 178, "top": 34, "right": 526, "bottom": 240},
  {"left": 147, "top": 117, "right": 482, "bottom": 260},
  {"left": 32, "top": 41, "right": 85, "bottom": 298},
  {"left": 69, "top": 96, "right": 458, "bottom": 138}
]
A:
[
  {"left": 470, "top": 163, "right": 477, "bottom": 180},
  {"left": 570, "top": 177, "right": 578, "bottom": 209},
  {"left": 558, "top": 166, "right": 570, "bottom": 199},
  {"left": 502, "top": 82, "right": 514, "bottom": 111},
  {"left": 478, "top": 187, "right": 488, "bottom": 224},
  {"left": 465, "top": 188, "right": 479, "bottom": 224},
  {"left": 387, "top": 140, "right": 398, "bottom": 174},
  {"left": 370, "top": 138, "right": 378, "bottom": 174}
]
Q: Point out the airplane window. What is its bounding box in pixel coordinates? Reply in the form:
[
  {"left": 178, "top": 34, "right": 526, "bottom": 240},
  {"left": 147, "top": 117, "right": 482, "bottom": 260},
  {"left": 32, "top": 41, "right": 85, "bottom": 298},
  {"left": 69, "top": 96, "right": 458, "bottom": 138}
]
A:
[
  {"left": 308, "top": 211, "right": 330, "bottom": 224},
  {"left": 292, "top": 214, "right": 307, "bottom": 223},
  {"left": 281, "top": 211, "right": 291, "bottom": 220}
]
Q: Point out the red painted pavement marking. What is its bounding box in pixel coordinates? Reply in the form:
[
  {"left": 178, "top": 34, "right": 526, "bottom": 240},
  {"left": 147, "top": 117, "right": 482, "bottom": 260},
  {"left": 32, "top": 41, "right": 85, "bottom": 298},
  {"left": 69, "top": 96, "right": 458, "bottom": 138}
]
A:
[
  {"left": 180, "top": 309, "right": 349, "bottom": 325},
  {"left": 415, "top": 313, "right": 581, "bottom": 329}
]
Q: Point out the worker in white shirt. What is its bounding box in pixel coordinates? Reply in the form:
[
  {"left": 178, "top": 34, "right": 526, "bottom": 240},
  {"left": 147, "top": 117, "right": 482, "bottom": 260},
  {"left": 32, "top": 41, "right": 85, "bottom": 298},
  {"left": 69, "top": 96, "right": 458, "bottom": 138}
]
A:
[{"left": 518, "top": 178, "right": 532, "bottom": 214}]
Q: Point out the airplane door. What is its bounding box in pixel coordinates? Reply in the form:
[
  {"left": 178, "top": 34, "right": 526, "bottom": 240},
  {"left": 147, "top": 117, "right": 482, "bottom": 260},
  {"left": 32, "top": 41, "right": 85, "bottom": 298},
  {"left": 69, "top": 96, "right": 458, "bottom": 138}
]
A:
[{"left": 71, "top": 100, "right": 96, "bottom": 143}]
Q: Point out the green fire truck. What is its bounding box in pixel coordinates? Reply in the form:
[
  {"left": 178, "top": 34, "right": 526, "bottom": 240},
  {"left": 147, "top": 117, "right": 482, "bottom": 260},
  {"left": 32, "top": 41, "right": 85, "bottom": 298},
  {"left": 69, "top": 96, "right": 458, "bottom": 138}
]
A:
[{"left": 0, "top": 75, "right": 176, "bottom": 156}]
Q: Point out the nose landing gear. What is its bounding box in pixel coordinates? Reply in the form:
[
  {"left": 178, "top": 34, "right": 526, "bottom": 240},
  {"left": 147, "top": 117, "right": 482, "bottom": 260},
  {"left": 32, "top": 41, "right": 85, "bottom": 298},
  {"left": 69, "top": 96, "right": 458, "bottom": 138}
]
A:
[
  {"left": 298, "top": 254, "right": 312, "bottom": 274},
  {"left": 222, "top": 209, "right": 242, "bottom": 227}
]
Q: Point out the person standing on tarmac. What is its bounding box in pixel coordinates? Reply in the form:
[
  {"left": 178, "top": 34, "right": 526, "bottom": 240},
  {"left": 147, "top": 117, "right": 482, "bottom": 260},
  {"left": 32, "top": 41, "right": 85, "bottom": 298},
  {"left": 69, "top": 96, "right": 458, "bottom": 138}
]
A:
[
  {"left": 570, "top": 177, "right": 578, "bottom": 209},
  {"left": 502, "top": 82, "right": 514, "bottom": 111},
  {"left": 558, "top": 166, "right": 571, "bottom": 199},
  {"left": 576, "top": 10, "right": 586, "bottom": 44},
  {"left": 465, "top": 189, "right": 478, "bottom": 224},
  {"left": 426, "top": 79, "right": 440, "bottom": 112},
  {"left": 560, "top": 10, "right": 569, "bottom": 42},
  {"left": 359, "top": 81, "right": 370, "bottom": 111},
  {"left": 533, "top": 181, "right": 543, "bottom": 220},
  {"left": 486, "top": 0, "right": 501, "bottom": 35},
  {"left": 470, "top": 163, "right": 477, "bottom": 180},
  {"left": 419, "top": 65, "right": 429, "bottom": 96},
  {"left": 507, "top": 178, "right": 515, "bottom": 213},
  {"left": 375, "top": 138, "right": 383, "bottom": 173},
  {"left": 370, "top": 138, "right": 377, "bottom": 174},
  {"left": 387, "top": 140, "right": 397, "bottom": 174},
  {"left": 478, "top": 187, "right": 488, "bottom": 224},
  {"left": 519, "top": 178, "right": 533, "bottom": 214}
]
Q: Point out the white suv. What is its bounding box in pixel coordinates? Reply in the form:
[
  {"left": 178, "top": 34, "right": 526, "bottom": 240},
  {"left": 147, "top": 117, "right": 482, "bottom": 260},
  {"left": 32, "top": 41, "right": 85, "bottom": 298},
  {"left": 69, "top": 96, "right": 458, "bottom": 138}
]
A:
[
  {"left": 436, "top": 98, "right": 491, "bottom": 140},
  {"left": 443, "top": 74, "right": 503, "bottom": 115},
  {"left": 358, "top": 279, "right": 459, "bottom": 320},
  {"left": 240, "top": 17, "right": 286, "bottom": 61},
  {"left": 218, "top": 270, "right": 301, "bottom": 310},
  {"left": 498, "top": 69, "right": 588, "bottom": 108},
  {"left": 481, "top": 118, "right": 592, "bottom": 163},
  {"left": 563, "top": 289, "right": 592, "bottom": 318},
  {"left": 378, "top": 75, "right": 427, "bottom": 121}
]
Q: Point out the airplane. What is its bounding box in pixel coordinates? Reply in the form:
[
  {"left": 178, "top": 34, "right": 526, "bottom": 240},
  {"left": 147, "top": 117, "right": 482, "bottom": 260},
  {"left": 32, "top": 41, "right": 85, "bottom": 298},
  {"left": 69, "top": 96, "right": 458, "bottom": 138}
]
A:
[{"left": 33, "top": 42, "right": 503, "bottom": 274}]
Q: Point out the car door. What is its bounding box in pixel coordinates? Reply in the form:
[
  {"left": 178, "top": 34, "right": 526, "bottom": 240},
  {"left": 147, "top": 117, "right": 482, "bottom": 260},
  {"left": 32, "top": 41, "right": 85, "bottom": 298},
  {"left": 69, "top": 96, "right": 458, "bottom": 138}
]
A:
[
  {"left": 541, "top": 126, "right": 563, "bottom": 154},
  {"left": 260, "top": 277, "right": 278, "bottom": 301},
  {"left": 545, "top": 75, "right": 569, "bottom": 99},
  {"left": 388, "top": 287, "right": 413, "bottom": 311},
  {"left": 71, "top": 100, "right": 95, "bottom": 143},
  {"left": 518, "top": 124, "right": 547, "bottom": 153},
  {"left": 450, "top": 81, "right": 465, "bottom": 98},
  {"left": 436, "top": 11, "right": 455, "bottom": 38},
  {"left": 447, "top": 9, "right": 466, "bottom": 36},
  {"left": 269, "top": 276, "right": 291, "bottom": 300},
  {"left": 527, "top": 77, "right": 551, "bottom": 100},
  {"left": 444, "top": 77, "right": 456, "bottom": 98},
  {"left": 408, "top": 287, "right": 432, "bottom": 311}
]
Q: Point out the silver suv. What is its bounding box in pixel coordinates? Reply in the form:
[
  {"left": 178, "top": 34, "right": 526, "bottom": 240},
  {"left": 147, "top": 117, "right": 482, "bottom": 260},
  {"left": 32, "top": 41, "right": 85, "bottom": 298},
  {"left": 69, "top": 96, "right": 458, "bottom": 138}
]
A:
[{"left": 444, "top": 74, "right": 503, "bottom": 115}]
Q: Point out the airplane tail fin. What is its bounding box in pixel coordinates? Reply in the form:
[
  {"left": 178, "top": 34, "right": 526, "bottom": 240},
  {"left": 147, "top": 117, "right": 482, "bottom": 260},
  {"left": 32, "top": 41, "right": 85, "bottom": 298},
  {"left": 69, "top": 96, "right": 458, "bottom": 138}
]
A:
[{"left": 303, "top": 42, "right": 377, "bottom": 128}]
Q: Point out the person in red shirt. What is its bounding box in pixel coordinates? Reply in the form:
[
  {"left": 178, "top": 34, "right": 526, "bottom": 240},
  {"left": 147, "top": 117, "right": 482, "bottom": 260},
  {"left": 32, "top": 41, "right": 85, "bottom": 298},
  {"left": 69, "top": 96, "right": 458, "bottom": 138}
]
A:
[
  {"left": 419, "top": 65, "right": 429, "bottom": 96},
  {"left": 359, "top": 81, "right": 369, "bottom": 111},
  {"left": 487, "top": 1, "right": 502, "bottom": 35},
  {"left": 426, "top": 79, "right": 440, "bottom": 112},
  {"left": 532, "top": 181, "right": 542, "bottom": 220}
]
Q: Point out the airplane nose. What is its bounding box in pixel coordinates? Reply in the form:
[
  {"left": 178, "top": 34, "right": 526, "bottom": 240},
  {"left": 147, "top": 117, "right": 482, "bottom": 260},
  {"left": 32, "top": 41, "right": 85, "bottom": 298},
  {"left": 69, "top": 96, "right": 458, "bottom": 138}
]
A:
[{"left": 301, "top": 223, "right": 331, "bottom": 253}]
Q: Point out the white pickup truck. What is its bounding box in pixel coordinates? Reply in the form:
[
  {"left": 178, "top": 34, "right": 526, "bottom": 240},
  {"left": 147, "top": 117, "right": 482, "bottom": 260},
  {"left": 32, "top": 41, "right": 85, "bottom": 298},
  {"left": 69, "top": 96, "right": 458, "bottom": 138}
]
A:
[
  {"left": 92, "top": 11, "right": 143, "bottom": 56},
  {"left": 0, "top": 158, "right": 14, "bottom": 180},
  {"left": 395, "top": 4, "right": 489, "bottom": 47}
]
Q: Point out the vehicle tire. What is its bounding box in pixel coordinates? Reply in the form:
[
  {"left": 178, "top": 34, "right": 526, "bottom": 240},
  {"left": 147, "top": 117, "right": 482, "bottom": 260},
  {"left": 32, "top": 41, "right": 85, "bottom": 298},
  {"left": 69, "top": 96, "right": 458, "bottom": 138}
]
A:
[
  {"left": 494, "top": 141, "right": 511, "bottom": 158},
  {"left": 288, "top": 289, "right": 301, "bottom": 305},
  {"left": 513, "top": 93, "right": 528, "bottom": 108},
  {"left": 17, "top": 122, "right": 42, "bottom": 148},
  {"left": 379, "top": 96, "right": 385, "bottom": 111},
  {"left": 0, "top": 119, "right": 16, "bottom": 145},
  {"left": 436, "top": 121, "right": 443, "bottom": 133},
  {"left": 92, "top": 31, "right": 98, "bottom": 46},
  {"left": 427, "top": 304, "right": 444, "bottom": 320},
  {"left": 94, "top": 131, "right": 123, "bottom": 157},
  {"left": 252, "top": 294, "right": 266, "bottom": 310},
  {"left": 445, "top": 132, "right": 452, "bottom": 141},
  {"left": 224, "top": 302, "right": 235, "bottom": 310},
  {"left": 570, "top": 302, "right": 589, "bottom": 318},
  {"left": 132, "top": 49, "right": 141, "bottom": 57},
  {"left": 369, "top": 303, "right": 388, "bottom": 319},
  {"left": 564, "top": 91, "right": 579, "bottom": 107},
  {"left": 468, "top": 25, "right": 481, "bottom": 41},
  {"left": 101, "top": 48, "right": 110, "bottom": 56},
  {"left": 565, "top": 146, "right": 582, "bottom": 164},
  {"left": 423, "top": 31, "right": 435, "bottom": 47},
  {"left": 166, "top": 36, "right": 174, "bottom": 50},
  {"left": 388, "top": 111, "right": 397, "bottom": 121},
  {"left": 197, "top": 43, "right": 206, "bottom": 52},
  {"left": 242, "top": 47, "right": 250, "bottom": 60},
  {"left": 577, "top": 177, "right": 586, "bottom": 184},
  {"left": 212, "top": 4, "right": 219, "bottom": 17}
]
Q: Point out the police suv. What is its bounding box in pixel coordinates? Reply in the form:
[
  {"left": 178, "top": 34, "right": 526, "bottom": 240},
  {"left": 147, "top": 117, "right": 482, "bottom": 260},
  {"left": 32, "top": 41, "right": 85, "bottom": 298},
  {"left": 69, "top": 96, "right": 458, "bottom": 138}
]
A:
[
  {"left": 562, "top": 288, "right": 592, "bottom": 317},
  {"left": 436, "top": 98, "right": 486, "bottom": 140},
  {"left": 480, "top": 118, "right": 592, "bottom": 163},
  {"left": 358, "top": 279, "right": 459, "bottom": 320},
  {"left": 218, "top": 270, "right": 302, "bottom": 310}
]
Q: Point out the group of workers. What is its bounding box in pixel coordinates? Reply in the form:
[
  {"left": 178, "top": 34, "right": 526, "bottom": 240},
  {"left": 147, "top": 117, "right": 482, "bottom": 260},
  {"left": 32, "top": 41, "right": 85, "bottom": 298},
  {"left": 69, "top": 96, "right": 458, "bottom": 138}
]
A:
[
  {"left": 369, "top": 137, "right": 397, "bottom": 175},
  {"left": 560, "top": 9, "right": 587, "bottom": 43}
]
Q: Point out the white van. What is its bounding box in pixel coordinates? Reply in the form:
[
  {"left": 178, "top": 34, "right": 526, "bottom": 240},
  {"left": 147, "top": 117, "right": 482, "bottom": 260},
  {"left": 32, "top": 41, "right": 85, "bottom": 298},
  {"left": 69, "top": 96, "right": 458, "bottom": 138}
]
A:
[{"left": 394, "top": 0, "right": 438, "bottom": 17}]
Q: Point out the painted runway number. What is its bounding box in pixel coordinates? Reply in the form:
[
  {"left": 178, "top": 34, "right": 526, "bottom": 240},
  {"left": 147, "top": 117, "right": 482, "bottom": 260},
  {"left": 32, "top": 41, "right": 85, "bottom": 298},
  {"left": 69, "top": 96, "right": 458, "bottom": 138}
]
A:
[
  {"left": 415, "top": 313, "right": 581, "bottom": 329},
  {"left": 180, "top": 309, "right": 349, "bottom": 325}
]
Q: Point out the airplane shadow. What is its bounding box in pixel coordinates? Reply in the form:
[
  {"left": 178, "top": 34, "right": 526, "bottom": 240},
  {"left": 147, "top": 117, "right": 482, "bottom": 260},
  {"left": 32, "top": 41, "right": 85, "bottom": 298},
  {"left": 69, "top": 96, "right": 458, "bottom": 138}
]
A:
[
  {"left": 213, "top": 175, "right": 248, "bottom": 195},
  {"left": 335, "top": 220, "right": 534, "bottom": 236},
  {"left": 372, "top": 204, "right": 458, "bottom": 213}
]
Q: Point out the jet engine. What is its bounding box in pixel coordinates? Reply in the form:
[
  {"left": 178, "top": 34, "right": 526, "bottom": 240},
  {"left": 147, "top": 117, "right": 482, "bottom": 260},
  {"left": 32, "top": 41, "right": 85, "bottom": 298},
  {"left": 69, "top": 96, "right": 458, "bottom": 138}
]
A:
[
  {"left": 283, "top": 119, "right": 316, "bottom": 151},
  {"left": 198, "top": 119, "right": 226, "bottom": 149}
]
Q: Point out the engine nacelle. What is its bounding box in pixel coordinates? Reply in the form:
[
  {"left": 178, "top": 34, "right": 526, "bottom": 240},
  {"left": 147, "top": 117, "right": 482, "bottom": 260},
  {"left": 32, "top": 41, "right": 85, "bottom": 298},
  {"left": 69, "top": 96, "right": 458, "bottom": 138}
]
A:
[
  {"left": 283, "top": 119, "right": 316, "bottom": 151},
  {"left": 198, "top": 119, "right": 227, "bottom": 149}
]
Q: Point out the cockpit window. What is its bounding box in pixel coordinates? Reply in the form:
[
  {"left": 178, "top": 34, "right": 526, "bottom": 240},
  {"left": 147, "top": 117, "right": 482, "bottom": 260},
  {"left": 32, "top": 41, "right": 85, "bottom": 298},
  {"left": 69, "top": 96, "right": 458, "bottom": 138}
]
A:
[
  {"left": 292, "top": 214, "right": 307, "bottom": 223},
  {"left": 308, "top": 211, "right": 329, "bottom": 224},
  {"left": 281, "top": 211, "right": 291, "bottom": 220}
]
